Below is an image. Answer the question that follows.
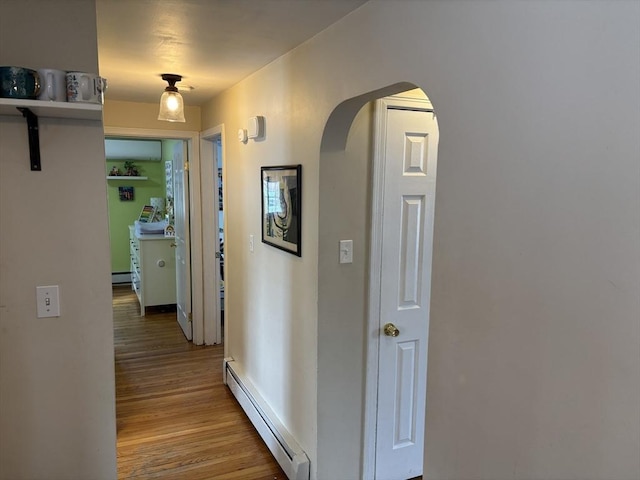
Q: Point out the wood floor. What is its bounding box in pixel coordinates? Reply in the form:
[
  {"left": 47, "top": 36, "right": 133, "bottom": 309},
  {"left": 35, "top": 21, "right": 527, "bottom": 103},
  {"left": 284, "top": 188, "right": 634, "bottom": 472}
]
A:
[{"left": 113, "top": 286, "right": 286, "bottom": 479}]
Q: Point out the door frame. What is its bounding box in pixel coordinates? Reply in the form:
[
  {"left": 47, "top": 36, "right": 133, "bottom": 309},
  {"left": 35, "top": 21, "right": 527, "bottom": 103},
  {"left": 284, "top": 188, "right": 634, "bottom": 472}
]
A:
[
  {"left": 362, "top": 95, "right": 435, "bottom": 479},
  {"left": 200, "top": 124, "right": 226, "bottom": 346},
  {"left": 104, "top": 126, "right": 206, "bottom": 345}
]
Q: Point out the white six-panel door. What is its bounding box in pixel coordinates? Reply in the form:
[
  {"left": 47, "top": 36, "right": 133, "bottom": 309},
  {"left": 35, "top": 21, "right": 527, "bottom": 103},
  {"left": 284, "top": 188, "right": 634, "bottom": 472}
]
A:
[
  {"left": 375, "top": 105, "right": 438, "bottom": 480},
  {"left": 173, "top": 141, "right": 192, "bottom": 340}
]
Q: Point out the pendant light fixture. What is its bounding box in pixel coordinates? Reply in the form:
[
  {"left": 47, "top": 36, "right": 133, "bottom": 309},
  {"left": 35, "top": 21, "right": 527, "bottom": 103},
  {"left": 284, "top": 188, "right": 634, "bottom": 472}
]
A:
[{"left": 157, "top": 73, "right": 185, "bottom": 122}]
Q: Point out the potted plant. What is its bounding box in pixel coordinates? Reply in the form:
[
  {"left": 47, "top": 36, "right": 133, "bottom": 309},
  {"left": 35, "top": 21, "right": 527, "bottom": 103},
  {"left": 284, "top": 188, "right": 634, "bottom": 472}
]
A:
[{"left": 124, "top": 161, "right": 139, "bottom": 176}]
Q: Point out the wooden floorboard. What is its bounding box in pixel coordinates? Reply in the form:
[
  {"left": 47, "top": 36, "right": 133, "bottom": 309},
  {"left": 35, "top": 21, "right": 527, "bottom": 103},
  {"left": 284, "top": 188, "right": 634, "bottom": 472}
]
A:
[{"left": 114, "top": 286, "right": 286, "bottom": 480}]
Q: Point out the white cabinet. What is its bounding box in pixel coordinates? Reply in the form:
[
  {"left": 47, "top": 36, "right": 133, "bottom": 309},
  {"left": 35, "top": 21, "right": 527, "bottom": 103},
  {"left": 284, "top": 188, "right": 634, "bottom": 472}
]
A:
[{"left": 129, "top": 226, "right": 176, "bottom": 314}]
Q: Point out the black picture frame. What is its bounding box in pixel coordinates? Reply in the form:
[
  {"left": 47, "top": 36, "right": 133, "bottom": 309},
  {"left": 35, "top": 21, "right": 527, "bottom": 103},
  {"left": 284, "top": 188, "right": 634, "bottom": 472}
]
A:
[
  {"left": 261, "top": 165, "right": 302, "bottom": 256},
  {"left": 118, "top": 186, "right": 134, "bottom": 201}
]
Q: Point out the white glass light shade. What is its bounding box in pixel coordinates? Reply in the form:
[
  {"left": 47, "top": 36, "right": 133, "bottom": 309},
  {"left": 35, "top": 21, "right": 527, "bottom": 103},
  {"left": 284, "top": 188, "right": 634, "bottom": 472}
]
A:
[{"left": 157, "top": 90, "right": 185, "bottom": 122}]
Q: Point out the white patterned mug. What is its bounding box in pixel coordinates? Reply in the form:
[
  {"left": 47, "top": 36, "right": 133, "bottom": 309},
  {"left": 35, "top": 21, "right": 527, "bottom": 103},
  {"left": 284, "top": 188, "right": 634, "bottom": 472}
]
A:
[
  {"left": 66, "top": 72, "right": 106, "bottom": 104},
  {"left": 37, "top": 69, "right": 67, "bottom": 102}
]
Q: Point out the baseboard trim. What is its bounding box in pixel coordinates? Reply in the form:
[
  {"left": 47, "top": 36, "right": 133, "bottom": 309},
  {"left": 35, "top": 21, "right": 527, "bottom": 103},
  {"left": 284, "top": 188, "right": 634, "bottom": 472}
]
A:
[{"left": 224, "top": 358, "right": 310, "bottom": 480}]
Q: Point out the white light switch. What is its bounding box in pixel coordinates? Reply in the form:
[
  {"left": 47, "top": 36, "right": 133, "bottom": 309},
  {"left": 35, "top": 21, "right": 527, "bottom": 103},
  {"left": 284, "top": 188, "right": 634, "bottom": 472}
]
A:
[
  {"left": 339, "top": 240, "right": 353, "bottom": 264},
  {"left": 249, "top": 234, "right": 254, "bottom": 252},
  {"left": 36, "top": 285, "right": 60, "bottom": 318}
]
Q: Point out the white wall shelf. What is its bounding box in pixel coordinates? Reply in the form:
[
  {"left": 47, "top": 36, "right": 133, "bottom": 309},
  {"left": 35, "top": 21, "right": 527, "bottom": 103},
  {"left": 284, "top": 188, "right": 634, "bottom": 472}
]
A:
[
  {"left": 0, "top": 99, "right": 101, "bottom": 170},
  {"left": 0, "top": 98, "right": 102, "bottom": 120},
  {"left": 107, "top": 176, "right": 148, "bottom": 180}
]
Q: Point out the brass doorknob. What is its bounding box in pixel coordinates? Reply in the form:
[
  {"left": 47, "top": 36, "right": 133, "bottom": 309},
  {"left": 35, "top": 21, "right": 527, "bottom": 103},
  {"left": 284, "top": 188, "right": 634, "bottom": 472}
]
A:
[{"left": 383, "top": 323, "right": 400, "bottom": 337}]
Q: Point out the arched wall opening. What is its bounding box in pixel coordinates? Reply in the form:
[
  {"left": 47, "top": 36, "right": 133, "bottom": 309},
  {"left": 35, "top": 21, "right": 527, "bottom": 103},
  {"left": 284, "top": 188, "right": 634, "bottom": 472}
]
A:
[{"left": 317, "top": 82, "right": 438, "bottom": 479}]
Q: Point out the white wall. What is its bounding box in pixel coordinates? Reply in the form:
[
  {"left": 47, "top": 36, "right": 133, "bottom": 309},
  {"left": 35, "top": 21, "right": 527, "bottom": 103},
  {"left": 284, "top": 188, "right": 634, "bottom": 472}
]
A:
[
  {"left": 103, "top": 99, "right": 201, "bottom": 132},
  {"left": 0, "top": 1, "right": 117, "bottom": 478},
  {"left": 318, "top": 100, "right": 374, "bottom": 478},
  {"left": 205, "top": 1, "right": 640, "bottom": 479}
]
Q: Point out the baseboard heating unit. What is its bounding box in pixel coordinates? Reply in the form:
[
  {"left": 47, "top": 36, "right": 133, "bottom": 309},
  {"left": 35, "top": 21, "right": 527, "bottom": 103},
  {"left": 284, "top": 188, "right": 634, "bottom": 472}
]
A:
[
  {"left": 111, "top": 272, "right": 131, "bottom": 285},
  {"left": 224, "top": 358, "right": 310, "bottom": 480}
]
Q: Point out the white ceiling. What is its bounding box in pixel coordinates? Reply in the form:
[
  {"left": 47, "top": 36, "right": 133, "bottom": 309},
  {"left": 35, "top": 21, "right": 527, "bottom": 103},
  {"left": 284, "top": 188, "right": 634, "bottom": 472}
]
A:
[{"left": 96, "top": 0, "right": 367, "bottom": 106}]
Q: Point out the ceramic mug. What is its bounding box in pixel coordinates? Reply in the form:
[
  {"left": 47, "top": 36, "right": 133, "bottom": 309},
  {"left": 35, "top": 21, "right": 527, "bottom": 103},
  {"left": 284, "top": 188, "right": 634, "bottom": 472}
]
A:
[
  {"left": 37, "top": 68, "right": 67, "bottom": 102},
  {"left": 66, "top": 71, "right": 106, "bottom": 104},
  {"left": 0, "top": 66, "right": 40, "bottom": 99}
]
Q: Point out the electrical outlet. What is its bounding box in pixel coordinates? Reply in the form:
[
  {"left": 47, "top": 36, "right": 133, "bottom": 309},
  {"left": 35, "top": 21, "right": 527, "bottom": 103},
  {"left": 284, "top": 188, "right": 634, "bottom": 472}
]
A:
[{"left": 36, "top": 285, "right": 60, "bottom": 318}]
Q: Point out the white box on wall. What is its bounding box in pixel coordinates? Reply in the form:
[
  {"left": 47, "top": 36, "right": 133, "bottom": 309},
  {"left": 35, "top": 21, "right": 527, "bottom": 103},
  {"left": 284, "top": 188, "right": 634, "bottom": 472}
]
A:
[{"left": 247, "top": 116, "right": 265, "bottom": 139}]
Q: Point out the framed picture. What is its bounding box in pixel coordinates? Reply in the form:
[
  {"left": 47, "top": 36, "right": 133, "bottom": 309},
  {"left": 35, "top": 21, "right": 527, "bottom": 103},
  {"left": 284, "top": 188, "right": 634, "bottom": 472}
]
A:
[
  {"left": 118, "top": 186, "right": 134, "bottom": 201},
  {"left": 261, "top": 165, "right": 301, "bottom": 256}
]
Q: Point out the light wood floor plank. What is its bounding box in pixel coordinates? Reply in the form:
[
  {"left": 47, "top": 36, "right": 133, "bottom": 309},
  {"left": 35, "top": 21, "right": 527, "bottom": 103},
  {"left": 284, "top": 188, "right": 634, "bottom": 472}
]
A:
[{"left": 114, "top": 286, "right": 286, "bottom": 479}]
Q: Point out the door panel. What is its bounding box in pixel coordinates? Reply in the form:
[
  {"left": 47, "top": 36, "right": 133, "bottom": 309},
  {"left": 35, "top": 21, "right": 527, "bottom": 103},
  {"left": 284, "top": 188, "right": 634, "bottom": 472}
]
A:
[
  {"left": 173, "top": 141, "right": 192, "bottom": 340},
  {"left": 399, "top": 195, "right": 425, "bottom": 308},
  {"left": 375, "top": 107, "right": 438, "bottom": 480},
  {"left": 393, "top": 340, "right": 419, "bottom": 448}
]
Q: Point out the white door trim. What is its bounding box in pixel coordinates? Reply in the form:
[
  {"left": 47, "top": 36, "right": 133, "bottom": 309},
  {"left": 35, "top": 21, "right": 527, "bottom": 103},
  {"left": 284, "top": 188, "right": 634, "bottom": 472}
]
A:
[
  {"left": 362, "top": 95, "right": 434, "bottom": 479},
  {"left": 103, "top": 126, "right": 205, "bottom": 345},
  {"left": 200, "top": 124, "right": 226, "bottom": 346}
]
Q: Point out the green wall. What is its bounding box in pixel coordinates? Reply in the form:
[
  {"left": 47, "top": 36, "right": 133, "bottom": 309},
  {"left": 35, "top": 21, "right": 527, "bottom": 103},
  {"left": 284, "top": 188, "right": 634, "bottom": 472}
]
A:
[
  {"left": 106, "top": 156, "right": 165, "bottom": 274},
  {"left": 106, "top": 139, "right": 182, "bottom": 275}
]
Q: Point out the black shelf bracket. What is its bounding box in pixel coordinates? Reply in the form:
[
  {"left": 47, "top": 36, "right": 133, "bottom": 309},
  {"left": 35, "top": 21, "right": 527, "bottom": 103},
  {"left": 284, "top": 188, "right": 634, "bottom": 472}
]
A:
[{"left": 17, "top": 107, "right": 41, "bottom": 171}]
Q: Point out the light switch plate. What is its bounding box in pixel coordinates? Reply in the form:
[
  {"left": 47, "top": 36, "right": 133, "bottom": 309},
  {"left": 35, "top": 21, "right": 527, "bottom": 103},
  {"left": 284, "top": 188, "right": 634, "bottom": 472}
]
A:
[
  {"left": 339, "top": 240, "right": 353, "bottom": 264},
  {"left": 36, "top": 285, "right": 60, "bottom": 318}
]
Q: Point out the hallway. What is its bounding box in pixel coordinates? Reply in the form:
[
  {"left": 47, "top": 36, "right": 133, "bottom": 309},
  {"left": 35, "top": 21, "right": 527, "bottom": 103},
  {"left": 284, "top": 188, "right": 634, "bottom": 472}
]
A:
[{"left": 113, "top": 286, "right": 285, "bottom": 479}]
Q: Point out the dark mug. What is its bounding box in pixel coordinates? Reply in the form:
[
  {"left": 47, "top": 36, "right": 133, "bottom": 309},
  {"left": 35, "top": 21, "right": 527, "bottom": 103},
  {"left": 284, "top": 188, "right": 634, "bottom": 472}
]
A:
[{"left": 0, "top": 66, "right": 40, "bottom": 99}]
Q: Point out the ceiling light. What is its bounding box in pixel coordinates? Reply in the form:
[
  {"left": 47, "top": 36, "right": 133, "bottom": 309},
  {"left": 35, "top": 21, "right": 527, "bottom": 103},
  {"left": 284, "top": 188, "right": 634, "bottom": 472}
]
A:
[{"left": 157, "top": 73, "right": 185, "bottom": 123}]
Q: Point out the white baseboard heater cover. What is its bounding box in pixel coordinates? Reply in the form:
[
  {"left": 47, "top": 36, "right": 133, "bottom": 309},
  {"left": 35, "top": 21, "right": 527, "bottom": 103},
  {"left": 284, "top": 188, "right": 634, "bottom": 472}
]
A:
[
  {"left": 224, "top": 359, "right": 310, "bottom": 480},
  {"left": 111, "top": 272, "right": 132, "bottom": 285}
]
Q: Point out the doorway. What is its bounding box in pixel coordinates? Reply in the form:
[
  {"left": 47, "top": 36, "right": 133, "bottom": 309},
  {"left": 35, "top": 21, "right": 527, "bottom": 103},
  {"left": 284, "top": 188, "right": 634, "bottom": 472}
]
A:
[
  {"left": 104, "top": 126, "right": 206, "bottom": 345},
  {"left": 317, "top": 86, "right": 438, "bottom": 479}
]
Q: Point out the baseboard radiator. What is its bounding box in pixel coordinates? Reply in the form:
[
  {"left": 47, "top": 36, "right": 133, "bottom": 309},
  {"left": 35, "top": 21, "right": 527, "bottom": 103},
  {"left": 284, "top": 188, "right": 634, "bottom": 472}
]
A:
[
  {"left": 224, "top": 358, "right": 310, "bottom": 480},
  {"left": 111, "top": 272, "right": 132, "bottom": 285}
]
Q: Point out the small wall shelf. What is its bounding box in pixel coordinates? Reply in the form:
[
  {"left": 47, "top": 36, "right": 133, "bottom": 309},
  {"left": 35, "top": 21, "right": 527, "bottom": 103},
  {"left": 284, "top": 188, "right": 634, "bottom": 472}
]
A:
[
  {"left": 0, "top": 98, "right": 102, "bottom": 121},
  {"left": 1, "top": 98, "right": 102, "bottom": 171},
  {"left": 107, "top": 176, "right": 148, "bottom": 180}
]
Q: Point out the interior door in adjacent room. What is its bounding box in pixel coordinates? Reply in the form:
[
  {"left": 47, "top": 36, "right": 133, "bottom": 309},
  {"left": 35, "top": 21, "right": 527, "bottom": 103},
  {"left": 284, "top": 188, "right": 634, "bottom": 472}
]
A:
[{"left": 173, "top": 140, "right": 192, "bottom": 340}]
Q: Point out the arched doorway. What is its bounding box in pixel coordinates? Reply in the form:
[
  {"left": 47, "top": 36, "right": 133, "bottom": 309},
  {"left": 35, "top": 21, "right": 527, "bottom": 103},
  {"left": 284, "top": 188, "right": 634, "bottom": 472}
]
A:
[{"left": 318, "top": 84, "right": 440, "bottom": 479}]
